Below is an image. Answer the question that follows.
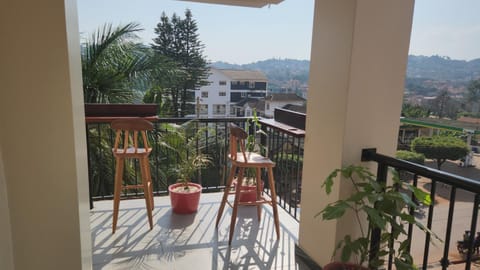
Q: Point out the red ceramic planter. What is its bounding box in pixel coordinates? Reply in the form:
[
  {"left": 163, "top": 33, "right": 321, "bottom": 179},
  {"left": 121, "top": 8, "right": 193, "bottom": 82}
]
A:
[
  {"left": 322, "top": 262, "right": 368, "bottom": 270},
  {"left": 234, "top": 179, "right": 264, "bottom": 203},
  {"left": 168, "top": 183, "right": 202, "bottom": 214}
]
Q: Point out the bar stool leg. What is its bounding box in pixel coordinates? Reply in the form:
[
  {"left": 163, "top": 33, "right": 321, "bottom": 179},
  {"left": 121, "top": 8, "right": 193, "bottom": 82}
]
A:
[
  {"left": 256, "top": 167, "right": 262, "bottom": 221},
  {"left": 112, "top": 157, "right": 124, "bottom": 234},
  {"left": 140, "top": 158, "right": 153, "bottom": 230},
  {"left": 144, "top": 157, "right": 154, "bottom": 210},
  {"left": 229, "top": 167, "right": 245, "bottom": 245},
  {"left": 268, "top": 166, "right": 280, "bottom": 239},
  {"left": 216, "top": 165, "right": 237, "bottom": 228}
]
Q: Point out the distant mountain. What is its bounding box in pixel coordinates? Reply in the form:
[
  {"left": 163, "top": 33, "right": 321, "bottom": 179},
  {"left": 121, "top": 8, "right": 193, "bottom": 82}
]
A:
[
  {"left": 212, "top": 55, "right": 480, "bottom": 95},
  {"left": 406, "top": 55, "right": 480, "bottom": 81},
  {"left": 212, "top": 59, "right": 310, "bottom": 91}
]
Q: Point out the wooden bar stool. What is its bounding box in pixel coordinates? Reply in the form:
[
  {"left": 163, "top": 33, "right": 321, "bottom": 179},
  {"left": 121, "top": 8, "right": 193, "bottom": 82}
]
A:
[
  {"left": 215, "top": 123, "right": 280, "bottom": 245},
  {"left": 111, "top": 118, "right": 154, "bottom": 233}
]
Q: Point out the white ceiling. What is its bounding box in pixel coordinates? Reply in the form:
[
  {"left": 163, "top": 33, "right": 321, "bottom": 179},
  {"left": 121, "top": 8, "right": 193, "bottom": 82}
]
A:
[{"left": 179, "top": 0, "right": 284, "bottom": 8}]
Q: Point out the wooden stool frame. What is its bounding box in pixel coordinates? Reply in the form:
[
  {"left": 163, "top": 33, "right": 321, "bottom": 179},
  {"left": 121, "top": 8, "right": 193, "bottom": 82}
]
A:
[
  {"left": 111, "top": 118, "right": 154, "bottom": 233},
  {"left": 215, "top": 123, "right": 280, "bottom": 245}
]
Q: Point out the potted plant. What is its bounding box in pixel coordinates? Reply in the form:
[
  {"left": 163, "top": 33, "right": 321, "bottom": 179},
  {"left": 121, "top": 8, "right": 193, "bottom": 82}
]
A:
[
  {"left": 234, "top": 110, "right": 266, "bottom": 203},
  {"left": 316, "top": 165, "right": 440, "bottom": 270},
  {"left": 166, "top": 121, "right": 212, "bottom": 214}
]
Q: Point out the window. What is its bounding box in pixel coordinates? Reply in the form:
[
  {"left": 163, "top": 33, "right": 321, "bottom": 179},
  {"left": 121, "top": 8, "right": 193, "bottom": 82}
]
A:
[
  {"left": 198, "top": 104, "right": 208, "bottom": 115},
  {"left": 219, "top": 81, "right": 226, "bottom": 86},
  {"left": 230, "top": 105, "right": 235, "bottom": 115},
  {"left": 266, "top": 103, "right": 270, "bottom": 110},
  {"left": 241, "top": 92, "right": 246, "bottom": 98},
  {"left": 213, "top": 104, "right": 226, "bottom": 114},
  {"left": 201, "top": 91, "right": 208, "bottom": 98},
  {"left": 219, "top": 91, "right": 226, "bottom": 96},
  {"left": 249, "top": 81, "right": 255, "bottom": 89}
]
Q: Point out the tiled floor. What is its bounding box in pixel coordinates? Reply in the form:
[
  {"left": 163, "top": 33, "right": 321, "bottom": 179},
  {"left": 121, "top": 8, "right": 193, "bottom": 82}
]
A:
[{"left": 90, "top": 192, "right": 312, "bottom": 269}]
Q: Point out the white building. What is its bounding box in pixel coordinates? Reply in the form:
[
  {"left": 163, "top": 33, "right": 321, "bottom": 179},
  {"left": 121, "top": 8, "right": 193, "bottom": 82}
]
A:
[
  {"left": 264, "top": 93, "right": 306, "bottom": 118},
  {"left": 194, "top": 68, "right": 268, "bottom": 118}
]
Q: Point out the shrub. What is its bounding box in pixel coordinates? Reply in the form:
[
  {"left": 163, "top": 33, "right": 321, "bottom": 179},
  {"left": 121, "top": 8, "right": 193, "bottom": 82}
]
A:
[
  {"left": 411, "top": 136, "right": 469, "bottom": 170},
  {"left": 396, "top": 150, "right": 425, "bottom": 165}
]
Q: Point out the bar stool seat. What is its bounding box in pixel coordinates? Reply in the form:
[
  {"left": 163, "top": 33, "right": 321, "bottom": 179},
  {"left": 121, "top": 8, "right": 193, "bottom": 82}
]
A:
[
  {"left": 215, "top": 123, "right": 280, "bottom": 245},
  {"left": 111, "top": 117, "right": 154, "bottom": 233}
]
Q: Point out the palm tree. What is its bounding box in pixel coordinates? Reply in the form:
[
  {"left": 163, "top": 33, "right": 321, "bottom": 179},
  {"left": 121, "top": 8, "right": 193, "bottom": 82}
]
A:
[{"left": 81, "top": 22, "right": 150, "bottom": 103}]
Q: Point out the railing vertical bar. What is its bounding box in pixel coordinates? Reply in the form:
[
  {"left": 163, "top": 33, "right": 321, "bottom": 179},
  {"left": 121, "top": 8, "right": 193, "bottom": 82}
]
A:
[
  {"left": 465, "top": 194, "right": 480, "bottom": 270},
  {"left": 287, "top": 134, "right": 294, "bottom": 215},
  {"left": 224, "top": 122, "right": 228, "bottom": 186},
  {"left": 86, "top": 123, "right": 94, "bottom": 209},
  {"left": 294, "top": 136, "right": 302, "bottom": 219},
  {"left": 279, "top": 129, "right": 286, "bottom": 209},
  {"left": 370, "top": 163, "right": 388, "bottom": 270},
  {"left": 407, "top": 173, "right": 419, "bottom": 253},
  {"left": 440, "top": 186, "right": 456, "bottom": 270},
  {"left": 422, "top": 179, "right": 437, "bottom": 270}
]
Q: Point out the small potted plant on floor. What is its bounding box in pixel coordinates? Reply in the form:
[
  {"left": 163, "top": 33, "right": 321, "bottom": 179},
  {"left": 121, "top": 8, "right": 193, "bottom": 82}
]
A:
[
  {"left": 316, "top": 165, "right": 440, "bottom": 270},
  {"left": 166, "top": 121, "right": 212, "bottom": 214},
  {"left": 234, "top": 110, "right": 266, "bottom": 203}
]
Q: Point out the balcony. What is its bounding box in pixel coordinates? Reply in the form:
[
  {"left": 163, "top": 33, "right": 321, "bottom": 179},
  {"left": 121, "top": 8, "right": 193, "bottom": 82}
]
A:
[
  {"left": 90, "top": 193, "right": 305, "bottom": 269},
  {"left": 87, "top": 115, "right": 480, "bottom": 269}
]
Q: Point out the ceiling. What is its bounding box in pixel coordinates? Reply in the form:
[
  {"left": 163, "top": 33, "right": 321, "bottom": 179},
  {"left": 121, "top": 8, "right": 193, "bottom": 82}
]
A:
[{"left": 179, "top": 0, "right": 284, "bottom": 8}]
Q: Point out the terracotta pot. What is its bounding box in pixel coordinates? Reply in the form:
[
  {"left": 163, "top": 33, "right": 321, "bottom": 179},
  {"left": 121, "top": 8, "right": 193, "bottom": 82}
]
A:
[
  {"left": 234, "top": 179, "right": 264, "bottom": 203},
  {"left": 322, "top": 262, "right": 368, "bottom": 270},
  {"left": 168, "top": 183, "right": 202, "bottom": 214}
]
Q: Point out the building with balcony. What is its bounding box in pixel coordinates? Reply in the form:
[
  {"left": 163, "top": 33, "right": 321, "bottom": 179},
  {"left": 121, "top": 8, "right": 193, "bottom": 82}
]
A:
[
  {"left": 4, "top": 1, "right": 472, "bottom": 270},
  {"left": 194, "top": 68, "right": 267, "bottom": 118}
]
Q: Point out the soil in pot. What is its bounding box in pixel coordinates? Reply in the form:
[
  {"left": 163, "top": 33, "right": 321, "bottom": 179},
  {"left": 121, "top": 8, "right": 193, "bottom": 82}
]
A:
[
  {"left": 233, "top": 178, "right": 264, "bottom": 203},
  {"left": 323, "top": 262, "right": 369, "bottom": 270},
  {"left": 168, "top": 183, "right": 202, "bottom": 214}
]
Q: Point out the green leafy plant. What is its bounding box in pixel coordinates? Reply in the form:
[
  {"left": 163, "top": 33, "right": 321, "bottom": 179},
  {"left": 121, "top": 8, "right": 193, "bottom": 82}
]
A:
[
  {"left": 316, "top": 165, "right": 440, "bottom": 269},
  {"left": 243, "top": 110, "right": 266, "bottom": 183},
  {"left": 163, "top": 120, "right": 212, "bottom": 190}
]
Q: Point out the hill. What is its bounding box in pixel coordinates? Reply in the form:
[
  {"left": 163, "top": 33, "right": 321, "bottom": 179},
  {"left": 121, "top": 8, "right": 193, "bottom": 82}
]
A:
[{"left": 212, "top": 55, "right": 480, "bottom": 95}]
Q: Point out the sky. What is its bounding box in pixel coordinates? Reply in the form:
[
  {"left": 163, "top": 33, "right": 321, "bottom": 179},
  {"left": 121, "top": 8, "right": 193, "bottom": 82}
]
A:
[{"left": 77, "top": 0, "right": 480, "bottom": 65}]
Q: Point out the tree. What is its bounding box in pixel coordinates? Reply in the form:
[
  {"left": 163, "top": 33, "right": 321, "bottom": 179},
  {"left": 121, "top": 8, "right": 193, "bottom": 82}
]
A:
[
  {"left": 465, "top": 79, "right": 480, "bottom": 114},
  {"left": 411, "top": 136, "right": 469, "bottom": 170},
  {"left": 81, "top": 23, "right": 151, "bottom": 103},
  {"left": 427, "top": 90, "right": 460, "bottom": 119},
  {"left": 401, "top": 103, "right": 429, "bottom": 118},
  {"left": 152, "top": 9, "right": 210, "bottom": 117}
]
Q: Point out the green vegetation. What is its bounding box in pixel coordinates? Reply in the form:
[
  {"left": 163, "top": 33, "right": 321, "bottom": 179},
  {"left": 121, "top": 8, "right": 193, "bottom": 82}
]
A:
[
  {"left": 162, "top": 121, "right": 212, "bottom": 189},
  {"left": 401, "top": 103, "right": 430, "bottom": 118},
  {"left": 150, "top": 9, "right": 209, "bottom": 117},
  {"left": 81, "top": 23, "right": 152, "bottom": 103},
  {"left": 396, "top": 150, "right": 425, "bottom": 165},
  {"left": 316, "top": 165, "right": 437, "bottom": 269},
  {"left": 411, "top": 136, "right": 469, "bottom": 170}
]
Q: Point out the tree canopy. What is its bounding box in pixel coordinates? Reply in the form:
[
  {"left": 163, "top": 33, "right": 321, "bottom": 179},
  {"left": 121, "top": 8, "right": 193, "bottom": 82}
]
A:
[
  {"left": 151, "top": 9, "right": 209, "bottom": 117},
  {"left": 81, "top": 23, "right": 151, "bottom": 103},
  {"left": 411, "top": 136, "right": 469, "bottom": 170}
]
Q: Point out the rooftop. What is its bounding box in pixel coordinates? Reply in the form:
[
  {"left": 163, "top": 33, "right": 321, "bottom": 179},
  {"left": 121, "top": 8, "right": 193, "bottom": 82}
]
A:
[{"left": 217, "top": 69, "right": 268, "bottom": 81}]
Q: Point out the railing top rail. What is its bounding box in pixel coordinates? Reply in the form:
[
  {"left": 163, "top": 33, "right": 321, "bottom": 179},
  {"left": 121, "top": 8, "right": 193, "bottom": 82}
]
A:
[
  {"left": 362, "top": 148, "right": 480, "bottom": 194},
  {"left": 259, "top": 118, "right": 305, "bottom": 138},
  {"left": 86, "top": 116, "right": 251, "bottom": 124}
]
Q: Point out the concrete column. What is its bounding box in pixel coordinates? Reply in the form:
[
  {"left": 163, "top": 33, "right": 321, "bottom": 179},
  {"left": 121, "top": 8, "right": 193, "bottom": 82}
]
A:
[
  {"left": 0, "top": 0, "right": 92, "bottom": 269},
  {"left": 299, "top": 0, "right": 414, "bottom": 265}
]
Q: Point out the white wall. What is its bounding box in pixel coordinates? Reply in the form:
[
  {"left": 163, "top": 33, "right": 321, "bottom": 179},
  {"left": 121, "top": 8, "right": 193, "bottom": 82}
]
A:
[
  {"left": 265, "top": 100, "right": 304, "bottom": 117},
  {"left": 299, "top": 0, "right": 414, "bottom": 265},
  {"left": 195, "top": 69, "right": 231, "bottom": 117},
  {"left": 0, "top": 0, "right": 92, "bottom": 269},
  {"left": 0, "top": 146, "right": 14, "bottom": 270}
]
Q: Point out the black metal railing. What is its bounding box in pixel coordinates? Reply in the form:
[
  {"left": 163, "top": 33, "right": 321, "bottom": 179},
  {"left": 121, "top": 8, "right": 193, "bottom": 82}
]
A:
[
  {"left": 86, "top": 117, "right": 304, "bottom": 221},
  {"left": 362, "top": 148, "right": 480, "bottom": 270}
]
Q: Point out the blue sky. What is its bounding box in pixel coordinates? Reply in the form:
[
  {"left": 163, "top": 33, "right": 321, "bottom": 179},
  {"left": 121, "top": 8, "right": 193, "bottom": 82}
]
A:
[{"left": 77, "top": 0, "right": 480, "bottom": 64}]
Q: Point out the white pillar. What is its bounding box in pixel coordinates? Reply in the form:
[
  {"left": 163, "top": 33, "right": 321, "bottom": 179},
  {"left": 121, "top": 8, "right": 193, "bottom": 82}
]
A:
[
  {"left": 0, "top": 0, "right": 92, "bottom": 269},
  {"left": 299, "top": 0, "right": 414, "bottom": 265}
]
